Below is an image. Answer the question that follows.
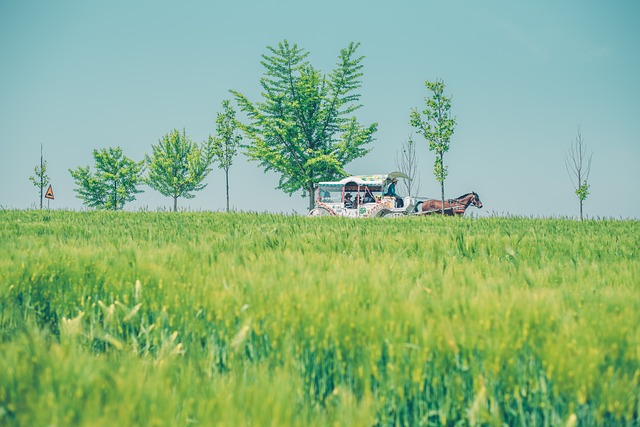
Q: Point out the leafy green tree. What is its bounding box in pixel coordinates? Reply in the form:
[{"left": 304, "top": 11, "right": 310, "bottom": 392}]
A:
[
  {"left": 410, "top": 80, "right": 456, "bottom": 214},
  {"left": 565, "top": 126, "right": 592, "bottom": 221},
  {"left": 146, "top": 129, "right": 214, "bottom": 212},
  {"left": 69, "top": 147, "right": 144, "bottom": 210},
  {"left": 29, "top": 143, "right": 50, "bottom": 209},
  {"left": 210, "top": 100, "right": 242, "bottom": 212},
  {"left": 231, "top": 40, "right": 377, "bottom": 210}
]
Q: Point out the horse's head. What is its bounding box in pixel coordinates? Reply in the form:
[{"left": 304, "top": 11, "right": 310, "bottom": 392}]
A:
[{"left": 470, "top": 192, "right": 483, "bottom": 208}]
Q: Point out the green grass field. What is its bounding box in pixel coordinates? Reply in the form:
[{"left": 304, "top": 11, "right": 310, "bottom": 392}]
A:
[{"left": 0, "top": 211, "right": 638, "bottom": 426}]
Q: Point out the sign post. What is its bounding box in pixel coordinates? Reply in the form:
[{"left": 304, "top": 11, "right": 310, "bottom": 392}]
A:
[{"left": 45, "top": 184, "right": 54, "bottom": 209}]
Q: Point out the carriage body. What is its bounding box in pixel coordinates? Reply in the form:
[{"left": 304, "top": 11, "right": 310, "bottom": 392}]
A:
[{"left": 308, "top": 172, "right": 414, "bottom": 218}]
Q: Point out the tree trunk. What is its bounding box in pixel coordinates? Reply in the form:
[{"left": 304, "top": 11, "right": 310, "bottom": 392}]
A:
[
  {"left": 308, "top": 184, "right": 316, "bottom": 212},
  {"left": 578, "top": 170, "right": 582, "bottom": 221},
  {"left": 173, "top": 196, "right": 178, "bottom": 212},
  {"left": 440, "top": 153, "right": 445, "bottom": 215},
  {"left": 39, "top": 146, "right": 44, "bottom": 210},
  {"left": 225, "top": 168, "right": 230, "bottom": 212}
]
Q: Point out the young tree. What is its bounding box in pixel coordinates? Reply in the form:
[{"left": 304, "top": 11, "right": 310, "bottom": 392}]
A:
[
  {"left": 565, "top": 126, "right": 592, "bottom": 221},
  {"left": 231, "top": 40, "right": 377, "bottom": 210},
  {"left": 29, "top": 143, "right": 50, "bottom": 209},
  {"left": 146, "top": 129, "right": 215, "bottom": 212},
  {"left": 210, "top": 100, "right": 242, "bottom": 212},
  {"left": 395, "top": 135, "right": 420, "bottom": 198},
  {"left": 409, "top": 80, "right": 456, "bottom": 215},
  {"left": 69, "top": 147, "right": 144, "bottom": 210}
]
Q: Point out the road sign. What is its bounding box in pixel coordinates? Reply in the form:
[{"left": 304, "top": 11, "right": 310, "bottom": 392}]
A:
[{"left": 45, "top": 185, "right": 54, "bottom": 200}]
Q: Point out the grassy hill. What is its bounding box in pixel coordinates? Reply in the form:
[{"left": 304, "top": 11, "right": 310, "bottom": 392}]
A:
[{"left": 1, "top": 211, "right": 638, "bottom": 426}]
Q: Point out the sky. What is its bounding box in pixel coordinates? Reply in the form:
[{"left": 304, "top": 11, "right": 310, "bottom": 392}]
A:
[{"left": 1, "top": 0, "right": 639, "bottom": 218}]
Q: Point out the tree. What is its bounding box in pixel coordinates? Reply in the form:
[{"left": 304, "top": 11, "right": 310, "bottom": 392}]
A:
[
  {"left": 146, "top": 129, "right": 215, "bottom": 212},
  {"left": 565, "top": 126, "right": 592, "bottom": 221},
  {"left": 69, "top": 147, "right": 144, "bottom": 210},
  {"left": 410, "top": 80, "right": 456, "bottom": 215},
  {"left": 231, "top": 40, "right": 377, "bottom": 210},
  {"left": 395, "top": 135, "right": 420, "bottom": 198},
  {"left": 29, "top": 143, "right": 50, "bottom": 209},
  {"left": 210, "top": 100, "right": 242, "bottom": 212}
]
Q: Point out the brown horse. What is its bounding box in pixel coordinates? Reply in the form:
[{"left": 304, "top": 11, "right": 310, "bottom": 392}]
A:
[{"left": 416, "top": 192, "right": 483, "bottom": 216}]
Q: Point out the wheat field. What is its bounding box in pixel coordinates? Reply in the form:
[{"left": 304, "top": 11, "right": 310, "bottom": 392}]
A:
[{"left": 0, "top": 211, "right": 638, "bottom": 426}]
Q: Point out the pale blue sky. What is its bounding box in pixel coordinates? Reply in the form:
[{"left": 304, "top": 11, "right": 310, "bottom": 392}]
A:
[{"left": 1, "top": 0, "right": 638, "bottom": 217}]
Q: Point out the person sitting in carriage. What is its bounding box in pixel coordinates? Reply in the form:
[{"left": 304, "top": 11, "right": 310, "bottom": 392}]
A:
[
  {"left": 362, "top": 186, "right": 376, "bottom": 204},
  {"left": 344, "top": 193, "right": 355, "bottom": 209},
  {"left": 384, "top": 178, "right": 404, "bottom": 208}
]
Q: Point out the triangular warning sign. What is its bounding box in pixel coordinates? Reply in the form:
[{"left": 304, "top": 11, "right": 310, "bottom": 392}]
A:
[{"left": 45, "top": 185, "right": 54, "bottom": 200}]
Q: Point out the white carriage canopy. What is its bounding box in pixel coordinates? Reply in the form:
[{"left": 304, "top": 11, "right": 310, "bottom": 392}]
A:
[{"left": 317, "top": 172, "right": 411, "bottom": 204}]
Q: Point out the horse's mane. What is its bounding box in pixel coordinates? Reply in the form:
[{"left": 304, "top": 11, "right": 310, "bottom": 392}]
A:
[{"left": 454, "top": 192, "right": 474, "bottom": 200}]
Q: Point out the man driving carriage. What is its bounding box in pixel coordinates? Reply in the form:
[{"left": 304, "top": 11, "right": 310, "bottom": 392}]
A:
[{"left": 384, "top": 178, "right": 404, "bottom": 208}]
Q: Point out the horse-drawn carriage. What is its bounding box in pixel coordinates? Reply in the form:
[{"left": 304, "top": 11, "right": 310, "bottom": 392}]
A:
[
  {"left": 308, "top": 172, "right": 412, "bottom": 218},
  {"left": 308, "top": 172, "right": 482, "bottom": 217}
]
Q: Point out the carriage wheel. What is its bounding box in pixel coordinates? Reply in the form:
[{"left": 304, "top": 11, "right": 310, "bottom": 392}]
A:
[
  {"left": 384, "top": 211, "right": 407, "bottom": 218},
  {"left": 373, "top": 208, "right": 392, "bottom": 218},
  {"left": 308, "top": 207, "right": 332, "bottom": 217}
]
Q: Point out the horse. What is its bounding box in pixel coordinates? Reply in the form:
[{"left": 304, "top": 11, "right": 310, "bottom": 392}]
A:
[{"left": 414, "top": 192, "right": 483, "bottom": 216}]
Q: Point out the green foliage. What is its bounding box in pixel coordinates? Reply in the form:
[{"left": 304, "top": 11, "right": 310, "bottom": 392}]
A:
[
  {"left": 576, "top": 183, "right": 590, "bottom": 201},
  {"left": 146, "top": 129, "right": 215, "bottom": 211},
  {"left": 211, "top": 100, "right": 241, "bottom": 173},
  {"left": 28, "top": 161, "right": 49, "bottom": 193},
  {"left": 410, "top": 80, "right": 456, "bottom": 213},
  {"left": 1, "top": 211, "right": 638, "bottom": 426},
  {"left": 28, "top": 146, "right": 50, "bottom": 209},
  {"left": 69, "top": 147, "right": 144, "bottom": 210},
  {"left": 28, "top": 163, "right": 49, "bottom": 189},
  {"left": 565, "top": 127, "right": 592, "bottom": 220},
  {"left": 210, "top": 100, "right": 242, "bottom": 212},
  {"left": 231, "top": 40, "right": 378, "bottom": 209}
]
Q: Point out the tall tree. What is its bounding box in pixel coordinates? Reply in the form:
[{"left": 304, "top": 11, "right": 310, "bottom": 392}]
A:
[
  {"left": 210, "top": 100, "right": 242, "bottom": 212},
  {"left": 231, "top": 40, "right": 377, "bottom": 210},
  {"left": 565, "top": 126, "right": 592, "bottom": 221},
  {"left": 146, "top": 129, "right": 215, "bottom": 212},
  {"left": 395, "top": 135, "right": 420, "bottom": 198},
  {"left": 29, "top": 143, "right": 50, "bottom": 209},
  {"left": 69, "top": 147, "right": 144, "bottom": 210},
  {"left": 410, "top": 80, "right": 456, "bottom": 215}
]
